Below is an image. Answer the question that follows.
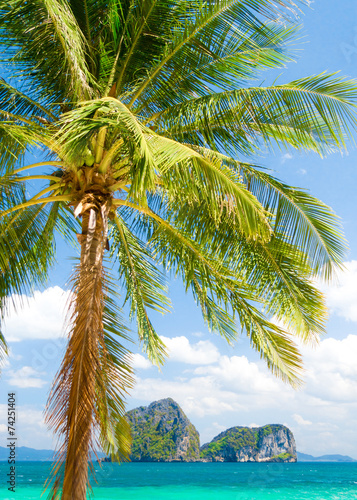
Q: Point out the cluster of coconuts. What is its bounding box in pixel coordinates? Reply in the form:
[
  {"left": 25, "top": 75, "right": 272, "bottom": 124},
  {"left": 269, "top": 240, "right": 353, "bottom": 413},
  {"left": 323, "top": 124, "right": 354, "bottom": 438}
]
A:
[{"left": 74, "top": 146, "right": 95, "bottom": 167}]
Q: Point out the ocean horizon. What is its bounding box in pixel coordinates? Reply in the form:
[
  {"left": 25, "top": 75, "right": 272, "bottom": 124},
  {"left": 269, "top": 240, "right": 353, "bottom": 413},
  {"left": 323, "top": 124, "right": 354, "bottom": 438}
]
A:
[{"left": 1, "top": 461, "right": 357, "bottom": 499}]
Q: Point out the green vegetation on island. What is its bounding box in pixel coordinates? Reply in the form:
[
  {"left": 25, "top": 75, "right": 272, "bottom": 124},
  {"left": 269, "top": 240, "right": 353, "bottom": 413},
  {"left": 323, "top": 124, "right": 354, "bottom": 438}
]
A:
[
  {"left": 200, "top": 424, "right": 296, "bottom": 462},
  {"left": 200, "top": 427, "right": 258, "bottom": 459},
  {"left": 127, "top": 398, "right": 200, "bottom": 462}
]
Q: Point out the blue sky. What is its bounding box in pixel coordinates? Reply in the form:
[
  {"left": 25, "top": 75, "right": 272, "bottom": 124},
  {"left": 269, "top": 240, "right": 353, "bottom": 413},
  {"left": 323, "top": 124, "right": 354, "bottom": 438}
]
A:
[{"left": 1, "top": 0, "right": 357, "bottom": 458}]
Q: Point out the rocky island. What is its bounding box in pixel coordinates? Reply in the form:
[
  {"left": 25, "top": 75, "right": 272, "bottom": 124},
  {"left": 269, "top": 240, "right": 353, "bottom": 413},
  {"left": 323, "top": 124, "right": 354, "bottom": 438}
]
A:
[
  {"left": 127, "top": 398, "right": 200, "bottom": 461},
  {"left": 124, "top": 398, "right": 296, "bottom": 463},
  {"left": 201, "top": 425, "right": 296, "bottom": 462}
]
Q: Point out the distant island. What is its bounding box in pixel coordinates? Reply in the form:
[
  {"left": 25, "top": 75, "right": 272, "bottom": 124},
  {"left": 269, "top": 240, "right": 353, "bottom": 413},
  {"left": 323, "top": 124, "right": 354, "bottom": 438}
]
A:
[
  {"left": 0, "top": 447, "right": 105, "bottom": 462},
  {"left": 297, "top": 452, "right": 356, "bottom": 463},
  {"left": 0, "top": 446, "right": 54, "bottom": 462},
  {"left": 1, "top": 398, "right": 355, "bottom": 463}
]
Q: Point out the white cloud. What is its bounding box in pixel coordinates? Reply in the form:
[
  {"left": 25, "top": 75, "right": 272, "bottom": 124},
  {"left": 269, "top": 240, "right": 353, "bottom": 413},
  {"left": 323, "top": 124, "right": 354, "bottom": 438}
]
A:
[
  {"left": 320, "top": 261, "right": 357, "bottom": 322},
  {"left": 132, "top": 375, "right": 242, "bottom": 418},
  {"left": 134, "top": 334, "right": 357, "bottom": 416},
  {"left": 293, "top": 414, "right": 312, "bottom": 426},
  {"left": 3, "top": 287, "right": 71, "bottom": 342},
  {"left": 193, "top": 355, "right": 281, "bottom": 394},
  {"left": 0, "top": 424, "right": 7, "bottom": 433},
  {"left": 131, "top": 353, "right": 152, "bottom": 370},
  {"left": 19, "top": 408, "right": 47, "bottom": 429},
  {"left": 281, "top": 153, "right": 293, "bottom": 163},
  {"left": 6, "top": 366, "right": 47, "bottom": 388},
  {"left": 131, "top": 337, "right": 287, "bottom": 422},
  {"left": 160, "top": 335, "right": 220, "bottom": 365},
  {"left": 301, "top": 334, "right": 357, "bottom": 402}
]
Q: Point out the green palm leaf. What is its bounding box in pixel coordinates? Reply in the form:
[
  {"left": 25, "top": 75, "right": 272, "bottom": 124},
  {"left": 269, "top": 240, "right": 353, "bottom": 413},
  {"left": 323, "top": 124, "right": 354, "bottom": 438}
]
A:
[
  {"left": 110, "top": 213, "right": 170, "bottom": 365},
  {"left": 154, "top": 74, "right": 357, "bottom": 155},
  {"left": 127, "top": 0, "right": 306, "bottom": 108}
]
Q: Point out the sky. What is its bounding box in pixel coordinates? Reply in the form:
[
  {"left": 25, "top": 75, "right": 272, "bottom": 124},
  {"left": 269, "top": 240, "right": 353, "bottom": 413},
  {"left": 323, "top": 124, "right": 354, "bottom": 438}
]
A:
[{"left": 1, "top": 0, "right": 357, "bottom": 458}]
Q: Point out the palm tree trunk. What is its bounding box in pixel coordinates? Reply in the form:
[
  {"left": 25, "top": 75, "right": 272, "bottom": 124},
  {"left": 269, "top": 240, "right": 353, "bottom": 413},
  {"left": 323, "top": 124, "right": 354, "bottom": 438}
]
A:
[{"left": 47, "top": 203, "right": 109, "bottom": 500}]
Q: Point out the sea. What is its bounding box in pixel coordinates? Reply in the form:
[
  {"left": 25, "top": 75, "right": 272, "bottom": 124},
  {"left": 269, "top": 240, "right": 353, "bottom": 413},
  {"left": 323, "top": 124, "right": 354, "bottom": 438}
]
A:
[{"left": 0, "top": 462, "right": 357, "bottom": 499}]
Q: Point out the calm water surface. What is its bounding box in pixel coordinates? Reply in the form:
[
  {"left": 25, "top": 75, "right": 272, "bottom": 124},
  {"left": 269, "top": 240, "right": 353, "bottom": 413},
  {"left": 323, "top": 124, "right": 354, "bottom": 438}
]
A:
[{"left": 0, "top": 462, "right": 356, "bottom": 499}]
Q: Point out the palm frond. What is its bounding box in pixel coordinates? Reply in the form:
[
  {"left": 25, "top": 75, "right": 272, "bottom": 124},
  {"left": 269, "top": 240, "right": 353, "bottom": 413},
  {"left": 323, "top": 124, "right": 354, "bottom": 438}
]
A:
[
  {"left": 145, "top": 133, "right": 272, "bottom": 241},
  {"left": 0, "top": 0, "right": 94, "bottom": 104},
  {"left": 234, "top": 237, "right": 326, "bottom": 342},
  {"left": 244, "top": 311, "right": 304, "bottom": 387},
  {"left": 114, "top": 198, "right": 326, "bottom": 384},
  {"left": 238, "top": 162, "right": 348, "bottom": 277},
  {"left": 154, "top": 74, "right": 357, "bottom": 155},
  {"left": 0, "top": 329, "right": 8, "bottom": 366},
  {"left": 127, "top": 0, "right": 306, "bottom": 108},
  {"left": 0, "top": 186, "right": 59, "bottom": 303},
  {"left": 0, "top": 122, "right": 41, "bottom": 170},
  {"left": 139, "top": 179, "right": 327, "bottom": 343},
  {"left": 184, "top": 147, "right": 347, "bottom": 277},
  {"left": 134, "top": 22, "right": 300, "bottom": 116},
  {"left": 0, "top": 77, "right": 56, "bottom": 122},
  {"left": 110, "top": 213, "right": 170, "bottom": 365},
  {"left": 115, "top": 200, "right": 241, "bottom": 343}
]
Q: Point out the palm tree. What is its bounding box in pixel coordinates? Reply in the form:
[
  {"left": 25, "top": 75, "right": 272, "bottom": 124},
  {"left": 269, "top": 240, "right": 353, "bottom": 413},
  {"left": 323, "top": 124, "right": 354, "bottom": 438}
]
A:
[{"left": 0, "top": 0, "right": 356, "bottom": 498}]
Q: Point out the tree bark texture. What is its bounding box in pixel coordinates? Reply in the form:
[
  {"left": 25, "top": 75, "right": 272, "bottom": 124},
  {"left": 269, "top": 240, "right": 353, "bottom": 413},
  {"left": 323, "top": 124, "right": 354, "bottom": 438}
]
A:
[{"left": 47, "top": 203, "right": 110, "bottom": 500}]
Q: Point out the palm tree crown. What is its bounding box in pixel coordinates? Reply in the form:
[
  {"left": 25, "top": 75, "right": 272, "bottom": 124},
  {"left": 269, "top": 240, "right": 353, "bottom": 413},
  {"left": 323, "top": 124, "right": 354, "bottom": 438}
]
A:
[{"left": 1, "top": 0, "right": 356, "bottom": 498}]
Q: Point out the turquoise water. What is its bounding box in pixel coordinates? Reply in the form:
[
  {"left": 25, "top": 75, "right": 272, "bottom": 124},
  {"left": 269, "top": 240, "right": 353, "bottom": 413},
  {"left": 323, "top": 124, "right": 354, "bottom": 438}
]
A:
[{"left": 1, "top": 462, "right": 357, "bottom": 499}]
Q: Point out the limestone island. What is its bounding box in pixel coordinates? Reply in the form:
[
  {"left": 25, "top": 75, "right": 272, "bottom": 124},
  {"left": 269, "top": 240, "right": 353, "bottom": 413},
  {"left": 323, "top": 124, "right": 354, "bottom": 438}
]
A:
[{"left": 118, "top": 398, "right": 297, "bottom": 463}]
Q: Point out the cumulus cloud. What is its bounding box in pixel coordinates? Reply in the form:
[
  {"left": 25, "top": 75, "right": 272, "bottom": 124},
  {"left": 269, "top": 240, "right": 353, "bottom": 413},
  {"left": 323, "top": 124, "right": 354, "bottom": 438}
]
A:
[
  {"left": 193, "top": 355, "right": 281, "bottom": 394},
  {"left": 0, "top": 424, "right": 7, "bottom": 433},
  {"left": 19, "top": 408, "right": 47, "bottom": 430},
  {"left": 301, "top": 334, "right": 357, "bottom": 402},
  {"left": 160, "top": 335, "right": 220, "bottom": 365},
  {"left": 131, "top": 336, "right": 287, "bottom": 422},
  {"left": 191, "top": 331, "right": 205, "bottom": 338},
  {"left": 3, "top": 287, "right": 71, "bottom": 342},
  {"left": 131, "top": 375, "right": 242, "bottom": 418},
  {"left": 6, "top": 366, "right": 47, "bottom": 388},
  {"left": 133, "top": 334, "right": 357, "bottom": 413},
  {"left": 131, "top": 353, "right": 152, "bottom": 370}
]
